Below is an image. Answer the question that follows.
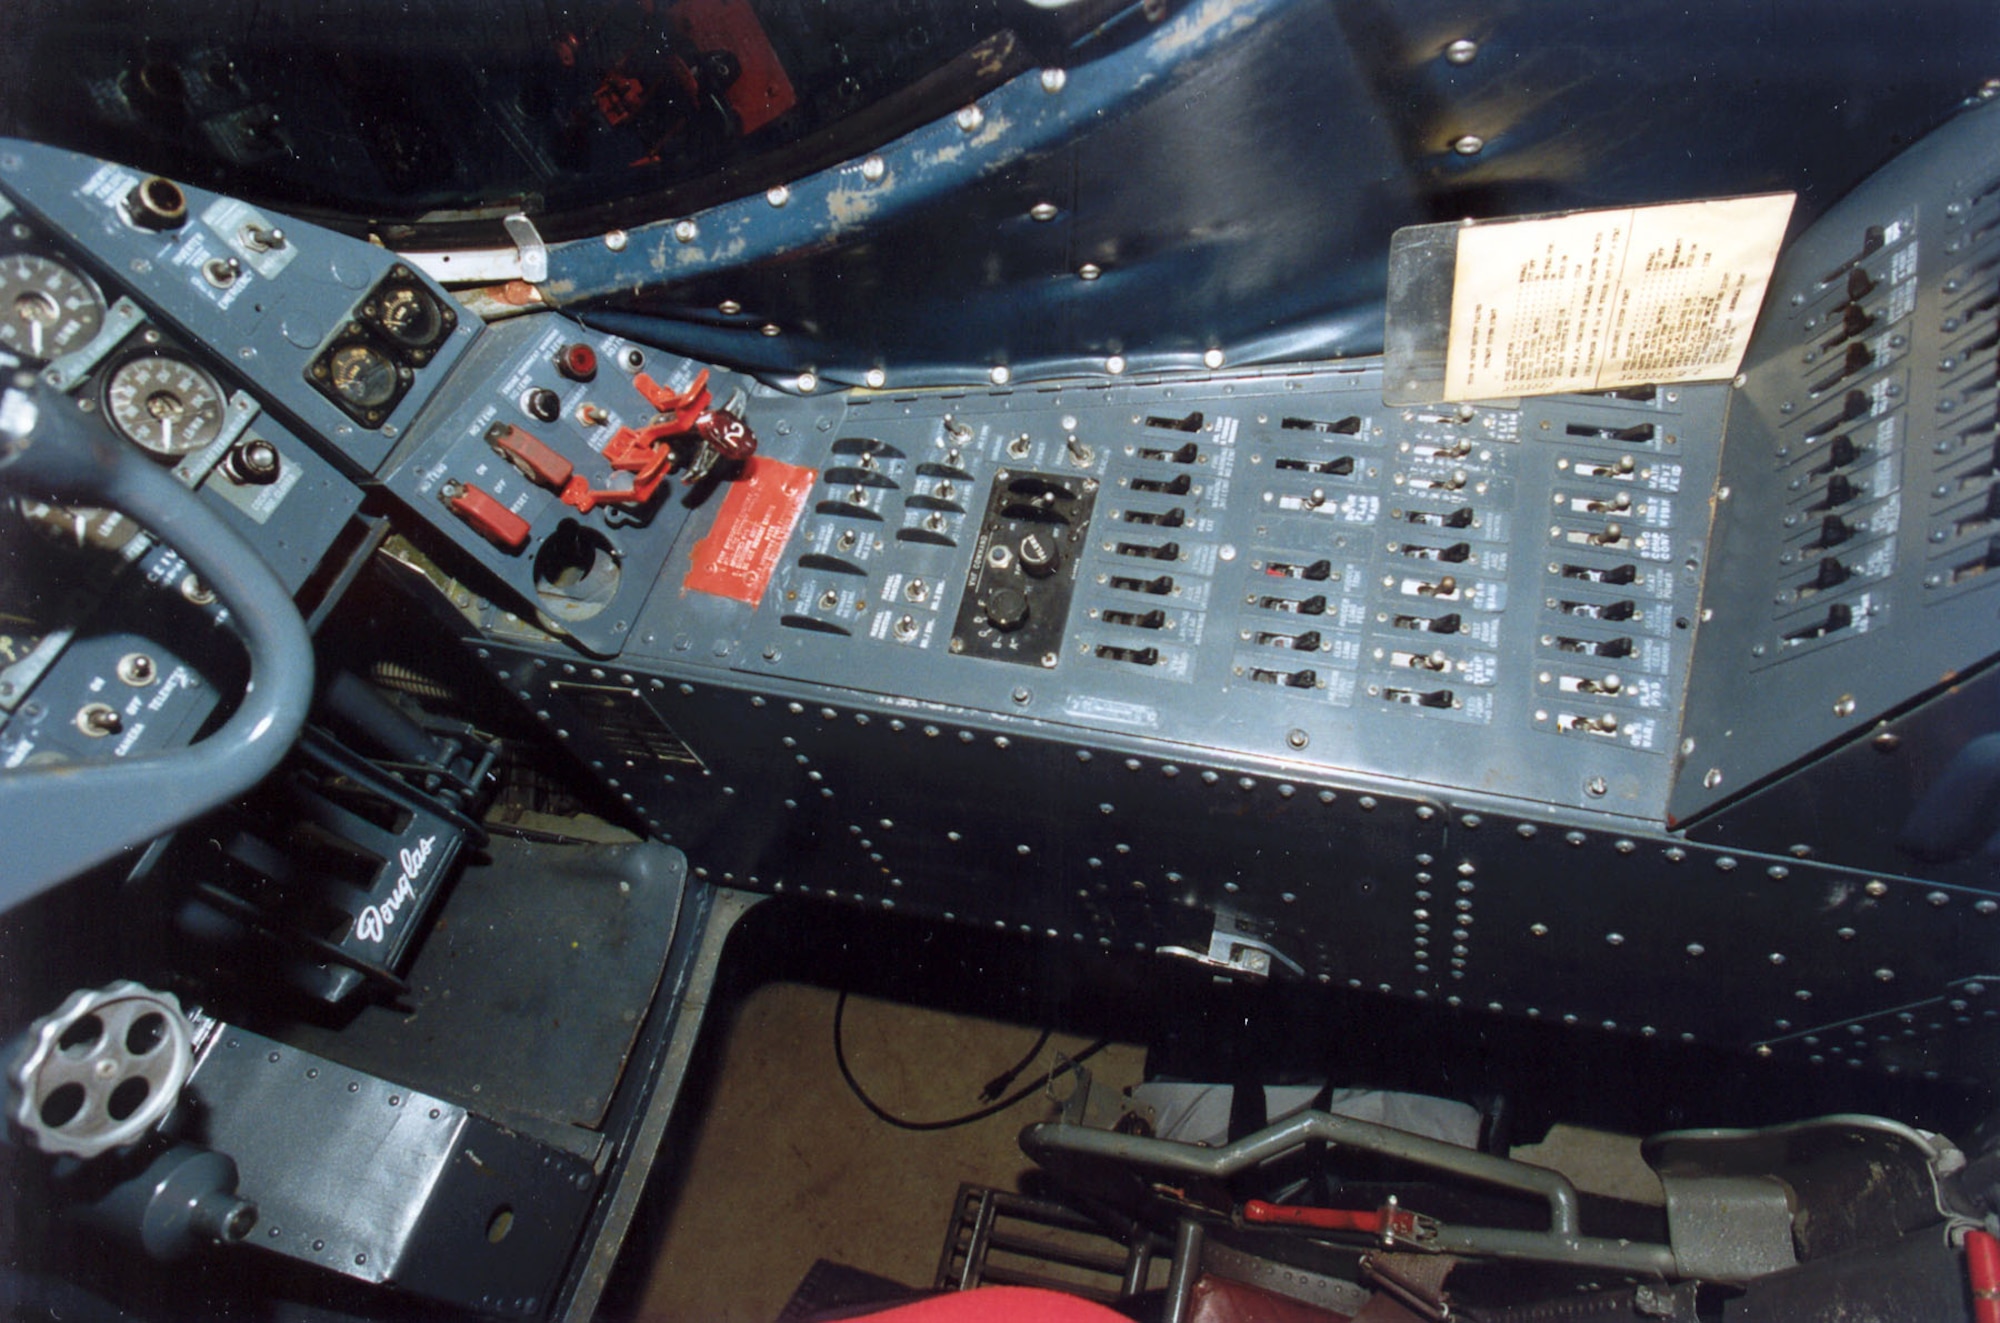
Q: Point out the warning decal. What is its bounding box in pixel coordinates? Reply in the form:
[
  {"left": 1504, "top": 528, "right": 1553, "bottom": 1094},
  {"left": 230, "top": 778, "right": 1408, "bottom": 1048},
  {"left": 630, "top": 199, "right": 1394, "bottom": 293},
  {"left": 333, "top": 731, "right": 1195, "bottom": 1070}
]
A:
[{"left": 682, "top": 457, "right": 816, "bottom": 606}]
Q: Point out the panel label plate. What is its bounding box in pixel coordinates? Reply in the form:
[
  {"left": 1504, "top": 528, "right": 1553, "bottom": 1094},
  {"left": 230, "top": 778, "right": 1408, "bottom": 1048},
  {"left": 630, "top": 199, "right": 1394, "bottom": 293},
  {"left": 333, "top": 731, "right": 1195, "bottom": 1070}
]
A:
[
  {"left": 1443, "top": 194, "right": 1794, "bottom": 401},
  {"left": 683, "top": 456, "right": 816, "bottom": 605}
]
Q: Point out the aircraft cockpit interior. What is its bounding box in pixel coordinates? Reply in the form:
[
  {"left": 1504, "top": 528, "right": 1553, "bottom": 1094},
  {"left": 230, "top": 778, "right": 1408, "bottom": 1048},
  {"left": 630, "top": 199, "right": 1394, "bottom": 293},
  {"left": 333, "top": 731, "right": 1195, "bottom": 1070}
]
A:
[{"left": 2, "top": 1, "right": 2000, "bottom": 1319}]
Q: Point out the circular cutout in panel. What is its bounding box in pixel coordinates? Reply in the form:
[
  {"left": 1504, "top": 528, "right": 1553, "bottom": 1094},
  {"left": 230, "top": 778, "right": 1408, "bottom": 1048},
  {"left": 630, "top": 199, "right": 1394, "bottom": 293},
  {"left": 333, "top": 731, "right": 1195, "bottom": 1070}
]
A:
[{"left": 533, "top": 520, "right": 621, "bottom": 623}]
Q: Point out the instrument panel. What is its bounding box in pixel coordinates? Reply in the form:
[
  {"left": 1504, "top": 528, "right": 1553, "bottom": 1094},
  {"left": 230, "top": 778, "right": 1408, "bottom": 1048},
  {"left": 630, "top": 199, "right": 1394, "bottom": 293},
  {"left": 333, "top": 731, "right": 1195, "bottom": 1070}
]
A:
[{"left": 1, "top": 100, "right": 1998, "bottom": 1101}]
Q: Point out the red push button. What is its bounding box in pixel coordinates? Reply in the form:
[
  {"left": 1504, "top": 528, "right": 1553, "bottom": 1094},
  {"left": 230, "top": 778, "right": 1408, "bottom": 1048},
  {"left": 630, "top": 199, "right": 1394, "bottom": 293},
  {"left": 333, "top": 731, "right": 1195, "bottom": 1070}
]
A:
[{"left": 557, "top": 343, "right": 598, "bottom": 382}]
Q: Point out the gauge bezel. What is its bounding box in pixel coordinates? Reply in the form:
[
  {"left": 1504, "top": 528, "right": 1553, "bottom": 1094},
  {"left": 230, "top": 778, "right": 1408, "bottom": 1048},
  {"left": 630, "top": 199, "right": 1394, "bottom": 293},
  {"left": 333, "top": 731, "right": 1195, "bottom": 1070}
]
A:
[
  {"left": 98, "top": 349, "right": 230, "bottom": 459},
  {"left": 0, "top": 246, "right": 109, "bottom": 369},
  {"left": 354, "top": 264, "right": 456, "bottom": 366},
  {"left": 306, "top": 321, "right": 414, "bottom": 428}
]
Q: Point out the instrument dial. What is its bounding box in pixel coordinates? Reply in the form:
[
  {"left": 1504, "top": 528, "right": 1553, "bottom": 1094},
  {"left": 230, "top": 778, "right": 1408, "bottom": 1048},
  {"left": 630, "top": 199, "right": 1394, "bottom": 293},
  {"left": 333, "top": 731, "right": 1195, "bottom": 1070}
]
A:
[
  {"left": 326, "top": 341, "right": 399, "bottom": 410},
  {"left": 372, "top": 285, "right": 443, "bottom": 348},
  {"left": 11, "top": 498, "right": 142, "bottom": 555},
  {"left": 104, "top": 355, "right": 227, "bottom": 457},
  {"left": 0, "top": 253, "right": 106, "bottom": 366}
]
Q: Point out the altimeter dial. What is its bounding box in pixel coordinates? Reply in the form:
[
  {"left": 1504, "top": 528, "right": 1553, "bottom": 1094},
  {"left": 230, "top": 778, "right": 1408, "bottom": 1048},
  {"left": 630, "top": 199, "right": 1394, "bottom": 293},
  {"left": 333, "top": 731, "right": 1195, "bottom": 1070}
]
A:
[
  {"left": 104, "top": 355, "right": 227, "bottom": 458},
  {"left": 0, "top": 253, "right": 106, "bottom": 366}
]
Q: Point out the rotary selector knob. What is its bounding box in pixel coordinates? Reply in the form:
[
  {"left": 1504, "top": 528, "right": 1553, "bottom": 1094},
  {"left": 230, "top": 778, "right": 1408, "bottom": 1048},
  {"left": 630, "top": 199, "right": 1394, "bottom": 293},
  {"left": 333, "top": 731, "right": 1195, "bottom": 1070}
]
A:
[
  {"left": 985, "top": 587, "right": 1030, "bottom": 632},
  {"left": 1018, "top": 532, "right": 1060, "bottom": 578}
]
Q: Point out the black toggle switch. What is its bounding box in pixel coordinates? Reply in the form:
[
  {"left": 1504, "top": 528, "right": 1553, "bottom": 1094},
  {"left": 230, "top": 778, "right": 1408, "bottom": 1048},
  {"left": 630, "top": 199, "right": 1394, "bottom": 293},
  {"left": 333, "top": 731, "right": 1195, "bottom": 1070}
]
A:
[
  {"left": 1249, "top": 666, "right": 1318, "bottom": 688},
  {"left": 1821, "top": 225, "right": 1884, "bottom": 285},
  {"left": 1807, "top": 391, "right": 1871, "bottom": 440},
  {"left": 1560, "top": 562, "right": 1638, "bottom": 585},
  {"left": 1811, "top": 341, "right": 1875, "bottom": 394},
  {"left": 1813, "top": 433, "right": 1860, "bottom": 474},
  {"left": 1814, "top": 556, "right": 1851, "bottom": 591},
  {"left": 1383, "top": 686, "right": 1455, "bottom": 709},
  {"left": 1784, "top": 601, "right": 1853, "bottom": 644},
  {"left": 1817, "top": 513, "right": 1854, "bottom": 548},
  {"left": 1818, "top": 474, "right": 1860, "bottom": 510}
]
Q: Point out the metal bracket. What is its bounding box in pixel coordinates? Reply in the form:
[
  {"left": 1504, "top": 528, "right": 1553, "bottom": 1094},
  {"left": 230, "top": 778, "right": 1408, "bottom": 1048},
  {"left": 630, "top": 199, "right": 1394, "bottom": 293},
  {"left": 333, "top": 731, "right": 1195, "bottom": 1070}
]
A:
[
  {"left": 503, "top": 213, "right": 549, "bottom": 285},
  {"left": 43, "top": 296, "right": 143, "bottom": 393},
  {"left": 1158, "top": 908, "right": 1304, "bottom": 981}
]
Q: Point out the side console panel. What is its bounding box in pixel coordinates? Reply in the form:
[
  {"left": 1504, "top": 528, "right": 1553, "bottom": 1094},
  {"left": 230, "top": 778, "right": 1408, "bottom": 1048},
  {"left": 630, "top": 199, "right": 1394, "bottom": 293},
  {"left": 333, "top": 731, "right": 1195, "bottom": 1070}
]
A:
[{"left": 1673, "top": 99, "right": 2000, "bottom": 829}]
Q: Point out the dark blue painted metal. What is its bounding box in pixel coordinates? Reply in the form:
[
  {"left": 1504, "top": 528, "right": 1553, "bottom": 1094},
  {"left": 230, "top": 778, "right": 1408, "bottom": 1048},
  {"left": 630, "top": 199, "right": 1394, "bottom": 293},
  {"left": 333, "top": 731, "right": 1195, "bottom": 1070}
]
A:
[
  {"left": 0, "top": 382, "right": 315, "bottom": 906},
  {"left": 545, "top": 0, "right": 2000, "bottom": 392}
]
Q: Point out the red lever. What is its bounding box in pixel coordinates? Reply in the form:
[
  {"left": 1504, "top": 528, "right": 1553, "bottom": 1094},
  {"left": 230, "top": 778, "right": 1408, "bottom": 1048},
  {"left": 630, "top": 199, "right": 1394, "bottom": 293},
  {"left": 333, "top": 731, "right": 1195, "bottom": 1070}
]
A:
[
  {"left": 560, "top": 369, "right": 712, "bottom": 514},
  {"left": 1241, "top": 1200, "right": 1385, "bottom": 1234}
]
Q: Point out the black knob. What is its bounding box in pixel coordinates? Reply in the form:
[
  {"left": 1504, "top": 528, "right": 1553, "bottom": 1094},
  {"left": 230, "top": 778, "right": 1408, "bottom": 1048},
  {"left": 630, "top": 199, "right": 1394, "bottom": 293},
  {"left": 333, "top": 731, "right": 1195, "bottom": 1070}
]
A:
[
  {"left": 523, "top": 387, "right": 561, "bottom": 423},
  {"left": 985, "top": 587, "right": 1030, "bottom": 632},
  {"left": 1019, "top": 532, "right": 1060, "bottom": 578},
  {"left": 222, "top": 438, "right": 281, "bottom": 485}
]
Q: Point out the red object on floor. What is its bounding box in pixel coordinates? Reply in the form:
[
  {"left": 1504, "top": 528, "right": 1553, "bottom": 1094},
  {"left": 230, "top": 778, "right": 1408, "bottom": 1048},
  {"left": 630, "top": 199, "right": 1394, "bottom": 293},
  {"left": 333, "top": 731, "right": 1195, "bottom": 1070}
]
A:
[
  {"left": 850, "top": 1286, "right": 1130, "bottom": 1323},
  {"left": 1969, "top": 1228, "right": 2000, "bottom": 1323}
]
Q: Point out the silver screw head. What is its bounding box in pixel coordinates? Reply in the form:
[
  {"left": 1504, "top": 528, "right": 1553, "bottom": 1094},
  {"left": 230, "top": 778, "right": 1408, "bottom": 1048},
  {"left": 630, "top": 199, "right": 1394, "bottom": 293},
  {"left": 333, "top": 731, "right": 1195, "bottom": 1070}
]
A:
[
  {"left": 1445, "top": 39, "right": 1478, "bottom": 64},
  {"left": 1453, "top": 134, "right": 1485, "bottom": 156}
]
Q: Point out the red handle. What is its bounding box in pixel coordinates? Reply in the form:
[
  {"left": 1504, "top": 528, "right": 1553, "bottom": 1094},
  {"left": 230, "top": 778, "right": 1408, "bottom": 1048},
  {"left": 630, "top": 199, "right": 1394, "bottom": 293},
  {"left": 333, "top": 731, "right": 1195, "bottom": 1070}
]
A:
[
  {"left": 1970, "top": 1228, "right": 2000, "bottom": 1323},
  {"left": 1241, "top": 1200, "right": 1385, "bottom": 1234}
]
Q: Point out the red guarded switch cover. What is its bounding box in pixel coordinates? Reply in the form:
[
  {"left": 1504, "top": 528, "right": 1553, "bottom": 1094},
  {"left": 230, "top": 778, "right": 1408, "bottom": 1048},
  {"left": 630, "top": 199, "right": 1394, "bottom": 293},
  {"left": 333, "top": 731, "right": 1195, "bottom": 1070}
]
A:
[
  {"left": 444, "top": 480, "right": 532, "bottom": 552},
  {"left": 487, "top": 423, "right": 575, "bottom": 490}
]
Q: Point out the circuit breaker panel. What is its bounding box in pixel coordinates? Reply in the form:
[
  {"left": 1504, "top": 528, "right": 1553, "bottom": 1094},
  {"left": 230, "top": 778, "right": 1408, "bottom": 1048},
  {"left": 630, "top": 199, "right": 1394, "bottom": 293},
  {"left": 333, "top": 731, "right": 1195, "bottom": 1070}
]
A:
[{"left": 468, "top": 105, "right": 2000, "bottom": 1084}]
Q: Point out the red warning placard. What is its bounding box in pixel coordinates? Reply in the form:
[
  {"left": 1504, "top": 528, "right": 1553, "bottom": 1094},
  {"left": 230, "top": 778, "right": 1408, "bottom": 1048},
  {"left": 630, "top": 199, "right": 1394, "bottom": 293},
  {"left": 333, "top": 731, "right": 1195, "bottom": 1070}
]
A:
[{"left": 682, "top": 457, "right": 816, "bottom": 606}]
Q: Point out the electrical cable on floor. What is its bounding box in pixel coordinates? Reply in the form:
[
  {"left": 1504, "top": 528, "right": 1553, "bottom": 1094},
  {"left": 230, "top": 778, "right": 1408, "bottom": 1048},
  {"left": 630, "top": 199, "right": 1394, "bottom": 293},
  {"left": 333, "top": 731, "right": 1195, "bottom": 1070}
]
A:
[{"left": 832, "top": 989, "right": 1111, "bottom": 1132}]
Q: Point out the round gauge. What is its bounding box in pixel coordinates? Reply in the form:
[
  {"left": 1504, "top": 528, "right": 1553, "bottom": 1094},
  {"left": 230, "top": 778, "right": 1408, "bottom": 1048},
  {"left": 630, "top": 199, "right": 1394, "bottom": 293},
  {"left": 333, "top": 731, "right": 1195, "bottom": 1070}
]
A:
[
  {"left": 325, "top": 341, "right": 399, "bottom": 410},
  {"left": 11, "top": 497, "right": 142, "bottom": 555},
  {"left": 0, "top": 253, "right": 106, "bottom": 366},
  {"left": 103, "top": 355, "right": 227, "bottom": 457},
  {"left": 371, "top": 284, "right": 443, "bottom": 348},
  {"left": 0, "top": 609, "right": 46, "bottom": 669}
]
